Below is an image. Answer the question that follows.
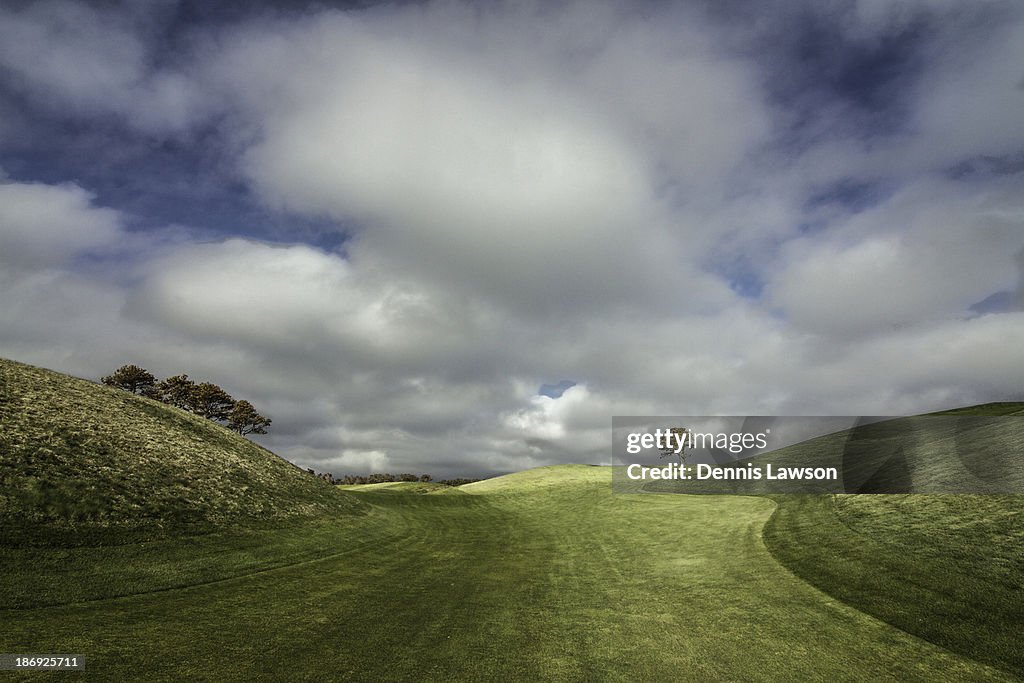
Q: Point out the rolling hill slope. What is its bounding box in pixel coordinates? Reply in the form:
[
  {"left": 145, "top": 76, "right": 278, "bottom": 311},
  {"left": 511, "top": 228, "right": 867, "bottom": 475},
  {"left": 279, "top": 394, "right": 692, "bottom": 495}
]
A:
[
  {"left": 0, "top": 358, "right": 365, "bottom": 546},
  {"left": 637, "top": 407, "right": 1024, "bottom": 675},
  {"left": 3, "top": 463, "right": 1012, "bottom": 681},
  {"left": 1, "top": 357, "right": 1020, "bottom": 679},
  {"left": 641, "top": 409, "right": 1024, "bottom": 495}
]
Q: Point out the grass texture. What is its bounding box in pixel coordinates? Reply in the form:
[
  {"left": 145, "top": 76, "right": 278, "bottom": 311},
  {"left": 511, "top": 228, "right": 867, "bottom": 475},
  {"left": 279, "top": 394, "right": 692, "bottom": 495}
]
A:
[
  {"left": 1, "top": 358, "right": 1020, "bottom": 680},
  {"left": 0, "top": 358, "right": 364, "bottom": 546},
  {"left": 0, "top": 465, "right": 1015, "bottom": 681}
]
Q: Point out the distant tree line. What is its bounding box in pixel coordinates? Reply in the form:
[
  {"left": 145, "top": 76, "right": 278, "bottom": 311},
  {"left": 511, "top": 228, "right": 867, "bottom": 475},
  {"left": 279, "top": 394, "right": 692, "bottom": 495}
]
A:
[
  {"left": 306, "top": 469, "right": 483, "bottom": 487},
  {"left": 333, "top": 472, "right": 434, "bottom": 485},
  {"left": 435, "top": 477, "right": 483, "bottom": 487},
  {"left": 101, "top": 364, "right": 271, "bottom": 436}
]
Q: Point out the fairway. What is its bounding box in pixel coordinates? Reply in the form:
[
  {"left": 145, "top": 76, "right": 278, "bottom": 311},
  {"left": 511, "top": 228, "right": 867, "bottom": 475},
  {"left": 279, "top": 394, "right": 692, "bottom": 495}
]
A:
[{"left": 0, "top": 465, "right": 1012, "bottom": 681}]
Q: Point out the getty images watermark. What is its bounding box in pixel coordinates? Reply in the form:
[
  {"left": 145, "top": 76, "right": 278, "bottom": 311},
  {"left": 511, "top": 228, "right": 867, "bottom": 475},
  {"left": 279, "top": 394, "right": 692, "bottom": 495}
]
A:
[{"left": 611, "top": 415, "right": 1024, "bottom": 494}]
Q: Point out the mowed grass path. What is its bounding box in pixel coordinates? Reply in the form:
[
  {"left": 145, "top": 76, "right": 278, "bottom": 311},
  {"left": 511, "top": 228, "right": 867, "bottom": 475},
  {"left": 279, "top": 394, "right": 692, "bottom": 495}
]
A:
[{"left": 0, "top": 466, "right": 1011, "bottom": 681}]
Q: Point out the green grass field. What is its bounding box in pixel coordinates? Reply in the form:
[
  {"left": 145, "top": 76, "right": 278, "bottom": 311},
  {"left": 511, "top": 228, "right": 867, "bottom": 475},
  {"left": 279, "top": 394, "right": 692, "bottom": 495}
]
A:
[
  {"left": 764, "top": 493, "right": 1023, "bottom": 678},
  {"left": 1, "top": 359, "right": 1022, "bottom": 681},
  {"left": 2, "top": 465, "right": 1017, "bottom": 681}
]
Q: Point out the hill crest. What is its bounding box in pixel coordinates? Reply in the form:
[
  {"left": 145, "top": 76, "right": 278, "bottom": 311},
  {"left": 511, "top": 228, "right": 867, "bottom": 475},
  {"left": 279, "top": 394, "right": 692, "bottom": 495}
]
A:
[{"left": 0, "top": 357, "right": 364, "bottom": 546}]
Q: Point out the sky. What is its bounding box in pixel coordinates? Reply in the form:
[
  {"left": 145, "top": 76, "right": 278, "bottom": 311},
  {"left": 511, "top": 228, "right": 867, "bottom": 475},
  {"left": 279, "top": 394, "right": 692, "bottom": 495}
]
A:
[{"left": 1, "top": 0, "right": 1023, "bottom": 479}]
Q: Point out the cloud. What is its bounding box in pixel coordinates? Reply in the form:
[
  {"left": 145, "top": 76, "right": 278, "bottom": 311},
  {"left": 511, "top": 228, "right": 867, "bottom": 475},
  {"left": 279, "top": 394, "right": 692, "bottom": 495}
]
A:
[
  {"left": 907, "top": 7, "right": 1024, "bottom": 168},
  {"left": 767, "top": 178, "right": 1024, "bottom": 335},
  {"left": 1, "top": 1, "right": 1023, "bottom": 479},
  {"left": 0, "top": 180, "right": 122, "bottom": 268},
  {"left": 129, "top": 238, "right": 525, "bottom": 386},
  {"left": 0, "top": 0, "right": 208, "bottom": 133},
  {"left": 204, "top": 4, "right": 763, "bottom": 313}
]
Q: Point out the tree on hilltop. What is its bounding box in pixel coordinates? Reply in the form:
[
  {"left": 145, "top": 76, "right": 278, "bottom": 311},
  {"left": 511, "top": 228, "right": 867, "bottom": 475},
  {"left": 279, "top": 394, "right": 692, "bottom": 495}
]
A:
[
  {"left": 156, "top": 374, "right": 195, "bottom": 409},
  {"left": 102, "top": 364, "right": 271, "bottom": 435},
  {"left": 227, "top": 400, "right": 272, "bottom": 435},
  {"left": 101, "top": 364, "right": 156, "bottom": 395},
  {"left": 188, "top": 382, "right": 235, "bottom": 421}
]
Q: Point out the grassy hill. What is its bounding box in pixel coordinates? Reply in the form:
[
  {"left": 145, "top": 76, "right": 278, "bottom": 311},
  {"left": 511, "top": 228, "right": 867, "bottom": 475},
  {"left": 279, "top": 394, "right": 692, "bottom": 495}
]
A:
[
  {"left": 3, "top": 464, "right": 1012, "bottom": 681},
  {"left": 763, "top": 493, "right": 1023, "bottom": 677},
  {"left": 641, "top": 409, "right": 1024, "bottom": 495},
  {"left": 1, "top": 357, "right": 1020, "bottom": 679},
  {"left": 638, "top": 407, "right": 1024, "bottom": 675},
  {"left": 0, "top": 358, "right": 365, "bottom": 546}
]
